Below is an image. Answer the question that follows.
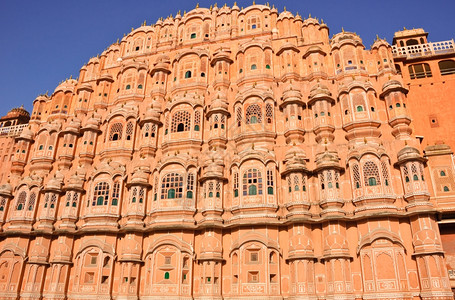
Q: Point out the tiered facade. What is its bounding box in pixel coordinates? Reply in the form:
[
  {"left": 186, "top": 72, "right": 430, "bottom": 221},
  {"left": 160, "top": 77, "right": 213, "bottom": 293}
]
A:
[{"left": 0, "top": 4, "right": 454, "bottom": 300}]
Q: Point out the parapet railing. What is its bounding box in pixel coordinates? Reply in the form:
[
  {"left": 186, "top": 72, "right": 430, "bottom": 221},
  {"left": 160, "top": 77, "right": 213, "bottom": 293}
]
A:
[
  {"left": 0, "top": 124, "right": 28, "bottom": 137},
  {"left": 392, "top": 40, "right": 455, "bottom": 58}
]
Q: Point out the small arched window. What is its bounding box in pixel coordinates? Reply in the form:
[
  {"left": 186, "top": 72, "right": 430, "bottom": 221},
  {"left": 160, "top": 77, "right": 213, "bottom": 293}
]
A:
[
  {"left": 396, "top": 103, "right": 401, "bottom": 108},
  {"left": 440, "top": 170, "right": 446, "bottom": 177},
  {"left": 126, "top": 84, "right": 131, "bottom": 90},
  {"left": 168, "top": 189, "right": 176, "bottom": 199},
  {"left": 444, "top": 186, "right": 450, "bottom": 192},
  {"left": 265, "top": 64, "right": 271, "bottom": 69},
  {"left": 138, "top": 84, "right": 143, "bottom": 89},
  {"left": 185, "top": 71, "right": 192, "bottom": 78},
  {"left": 356, "top": 106, "right": 364, "bottom": 112},
  {"left": 413, "top": 174, "right": 419, "bottom": 181},
  {"left": 368, "top": 177, "right": 377, "bottom": 186},
  {"left": 164, "top": 272, "right": 170, "bottom": 279},
  {"left": 190, "top": 33, "right": 196, "bottom": 39},
  {"left": 251, "top": 64, "right": 257, "bottom": 70}
]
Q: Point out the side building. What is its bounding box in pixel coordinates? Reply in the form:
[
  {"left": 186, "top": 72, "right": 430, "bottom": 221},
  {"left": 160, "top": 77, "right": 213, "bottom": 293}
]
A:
[{"left": 0, "top": 4, "right": 454, "bottom": 300}]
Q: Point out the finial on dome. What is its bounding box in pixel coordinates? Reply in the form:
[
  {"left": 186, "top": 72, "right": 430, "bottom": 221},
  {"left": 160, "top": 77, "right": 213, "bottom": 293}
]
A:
[
  {"left": 342, "top": 27, "right": 345, "bottom": 33},
  {"left": 309, "top": 13, "right": 311, "bottom": 17},
  {"left": 70, "top": 75, "right": 72, "bottom": 79},
  {"left": 284, "top": 6, "right": 286, "bottom": 11},
  {"left": 234, "top": 1, "right": 237, "bottom": 5},
  {"left": 403, "top": 26, "right": 407, "bottom": 30},
  {"left": 131, "top": 27, "right": 134, "bottom": 32},
  {"left": 253, "top": 0, "right": 255, "bottom": 5},
  {"left": 196, "top": 3, "right": 199, "bottom": 8},
  {"left": 116, "top": 38, "right": 119, "bottom": 43}
]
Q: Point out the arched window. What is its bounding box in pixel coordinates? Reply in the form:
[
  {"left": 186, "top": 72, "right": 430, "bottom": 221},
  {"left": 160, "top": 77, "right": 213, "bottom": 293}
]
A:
[
  {"left": 236, "top": 107, "right": 242, "bottom": 127},
  {"left": 356, "top": 106, "right": 364, "bottom": 112},
  {"left": 396, "top": 103, "right": 401, "bottom": 108},
  {"left": 112, "top": 181, "right": 120, "bottom": 206},
  {"left": 126, "top": 84, "right": 131, "bottom": 90},
  {"left": 243, "top": 168, "right": 262, "bottom": 196},
  {"left": 164, "top": 272, "right": 170, "bottom": 279},
  {"left": 352, "top": 163, "right": 361, "bottom": 189},
  {"left": 439, "top": 60, "right": 455, "bottom": 75},
  {"left": 368, "top": 177, "right": 377, "bottom": 186},
  {"left": 251, "top": 64, "right": 257, "bottom": 70},
  {"left": 233, "top": 172, "right": 239, "bottom": 197},
  {"left": 161, "top": 173, "right": 184, "bottom": 199},
  {"left": 16, "top": 191, "right": 26, "bottom": 210},
  {"left": 246, "top": 104, "right": 262, "bottom": 124},
  {"left": 190, "top": 33, "right": 196, "bottom": 39},
  {"left": 92, "top": 182, "right": 110, "bottom": 206},
  {"left": 363, "top": 161, "right": 380, "bottom": 186},
  {"left": 440, "top": 170, "right": 446, "bottom": 177},
  {"left": 194, "top": 111, "right": 201, "bottom": 131},
  {"left": 187, "top": 173, "right": 194, "bottom": 199},
  {"left": 171, "top": 111, "right": 191, "bottom": 133},
  {"left": 267, "top": 170, "right": 274, "bottom": 195},
  {"left": 185, "top": 70, "right": 192, "bottom": 78},
  {"left": 444, "top": 186, "right": 450, "bottom": 192},
  {"left": 408, "top": 63, "right": 432, "bottom": 79},
  {"left": 138, "top": 84, "right": 143, "bottom": 89},
  {"left": 125, "top": 121, "right": 134, "bottom": 140},
  {"left": 109, "top": 123, "right": 123, "bottom": 141},
  {"left": 265, "top": 64, "right": 271, "bottom": 69},
  {"left": 266, "top": 103, "right": 273, "bottom": 124},
  {"left": 406, "top": 39, "right": 418, "bottom": 46},
  {"left": 28, "top": 192, "right": 36, "bottom": 211}
]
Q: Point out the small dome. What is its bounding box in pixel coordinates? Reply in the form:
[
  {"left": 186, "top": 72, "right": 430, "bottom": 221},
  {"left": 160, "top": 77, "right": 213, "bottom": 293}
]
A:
[
  {"left": 0, "top": 183, "right": 13, "bottom": 197},
  {"left": 19, "top": 127, "right": 34, "bottom": 140},
  {"left": 397, "top": 146, "right": 422, "bottom": 163},
  {"left": 131, "top": 169, "right": 149, "bottom": 185},
  {"left": 309, "top": 83, "right": 331, "bottom": 99},
  {"left": 4, "top": 105, "right": 30, "bottom": 118},
  {"left": 46, "top": 176, "right": 63, "bottom": 192},
  {"left": 54, "top": 78, "right": 78, "bottom": 94}
]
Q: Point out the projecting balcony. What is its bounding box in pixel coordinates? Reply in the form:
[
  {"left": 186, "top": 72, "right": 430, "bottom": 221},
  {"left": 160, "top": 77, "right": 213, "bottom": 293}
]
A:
[
  {"left": 0, "top": 124, "right": 27, "bottom": 137},
  {"left": 392, "top": 40, "right": 455, "bottom": 59}
]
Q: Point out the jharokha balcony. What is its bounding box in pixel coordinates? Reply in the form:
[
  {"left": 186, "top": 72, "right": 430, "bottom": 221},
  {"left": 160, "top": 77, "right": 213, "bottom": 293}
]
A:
[
  {"left": 0, "top": 124, "right": 28, "bottom": 137},
  {"left": 392, "top": 39, "right": 455, "bottom": 59}
]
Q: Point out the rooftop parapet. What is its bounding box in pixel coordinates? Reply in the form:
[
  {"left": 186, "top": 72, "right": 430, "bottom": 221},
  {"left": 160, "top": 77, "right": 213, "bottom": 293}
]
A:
[{"left": 392, "top": 39, "right": 455, "bottom": 59}]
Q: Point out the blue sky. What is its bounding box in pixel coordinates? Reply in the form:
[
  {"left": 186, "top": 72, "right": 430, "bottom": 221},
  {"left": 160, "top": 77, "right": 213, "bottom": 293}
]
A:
[{"left": 0, "top": 0, "right": 454, "bottom": 117}]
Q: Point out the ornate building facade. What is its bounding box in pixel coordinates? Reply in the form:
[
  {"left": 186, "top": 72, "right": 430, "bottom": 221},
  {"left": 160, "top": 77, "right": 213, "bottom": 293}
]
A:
[{"left": 0, "top": 3, "right": 454, "bottom": 300}]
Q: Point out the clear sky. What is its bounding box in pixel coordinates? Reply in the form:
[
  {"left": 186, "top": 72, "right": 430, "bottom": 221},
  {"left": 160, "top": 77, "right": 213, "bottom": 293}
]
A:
[{"left": 0, "top": 0, "right": 454, "bottom": 117}]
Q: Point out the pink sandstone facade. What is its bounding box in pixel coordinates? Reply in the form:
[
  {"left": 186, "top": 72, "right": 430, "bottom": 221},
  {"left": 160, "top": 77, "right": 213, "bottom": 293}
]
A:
[{"left": 0, "top": 3, "right": 454, "bottom": 300}]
